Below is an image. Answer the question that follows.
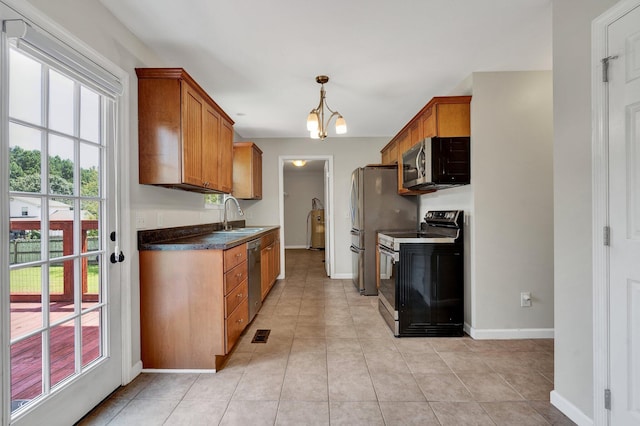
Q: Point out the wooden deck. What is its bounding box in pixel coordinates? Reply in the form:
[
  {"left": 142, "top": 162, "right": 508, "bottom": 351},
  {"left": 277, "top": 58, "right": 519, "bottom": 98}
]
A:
[{"left": 10, "top": 302, "right": 101, "bottom": 402}]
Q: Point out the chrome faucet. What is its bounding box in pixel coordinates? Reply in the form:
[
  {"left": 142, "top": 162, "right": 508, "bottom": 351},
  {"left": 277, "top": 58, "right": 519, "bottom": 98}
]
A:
[{"left": 223, "top": 195, "right": 244, "bottom": 230}]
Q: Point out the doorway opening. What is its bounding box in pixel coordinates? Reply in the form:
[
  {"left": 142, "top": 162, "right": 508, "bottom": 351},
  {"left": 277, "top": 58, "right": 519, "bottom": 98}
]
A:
[{"left": 278, "top": 155, "right": 334, "bottom": 278}]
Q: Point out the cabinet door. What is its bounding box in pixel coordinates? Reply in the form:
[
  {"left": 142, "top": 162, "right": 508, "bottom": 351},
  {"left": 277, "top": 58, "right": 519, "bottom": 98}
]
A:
[
  {"left": 260, "top": 246, "right": 271, "bottom": 300},
  {"left": 252, "top": 146, "right": 263, "bottom": 199},
  {"left": 202, "top": 104, "right": 221, "bottom": 190},
  {"left": 435, "top": 103, "right": 470, "bottom": 137},
  {"left": 181, "top": 84, "right": 204, "bottom": 186},
  {"left": 273, "top": 239, "right": 280, "bottom": 281},
  {"left": 226, "top": 298, "right": 248, "bottom": 353},
  {"left": 219, "top": 120, "right": 234, "bottom": 193},
  {"left": 408, "top": 119, "right": 423, "bottom": 146},
  {"left": 421, "top": 107, "right": 436, "bottom": 138}
]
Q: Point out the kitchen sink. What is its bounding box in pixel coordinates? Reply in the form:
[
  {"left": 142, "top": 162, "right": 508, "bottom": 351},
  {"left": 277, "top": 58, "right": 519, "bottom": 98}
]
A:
[{"left": 213, "top": 227, "right": 265, "bottom": 235}]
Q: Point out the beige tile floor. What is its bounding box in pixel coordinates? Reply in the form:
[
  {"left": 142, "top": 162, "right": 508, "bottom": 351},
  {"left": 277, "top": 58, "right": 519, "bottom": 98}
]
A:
[{"left": 79, "top": 249, "right": 575, "bottom": 425}]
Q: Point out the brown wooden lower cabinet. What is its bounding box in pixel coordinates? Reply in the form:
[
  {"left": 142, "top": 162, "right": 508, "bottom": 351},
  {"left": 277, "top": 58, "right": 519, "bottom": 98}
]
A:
[
  {"left": 139, "top": 243, "right": 248, "bottom": 370},
  {"left": 260, "top": 230, "right": 280, "bottom": 301}
]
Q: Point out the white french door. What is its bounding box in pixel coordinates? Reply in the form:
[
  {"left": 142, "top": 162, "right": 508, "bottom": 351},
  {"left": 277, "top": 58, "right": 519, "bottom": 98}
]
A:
[{"left": 1, "top": 5, "right": 123, "bottom": 425}]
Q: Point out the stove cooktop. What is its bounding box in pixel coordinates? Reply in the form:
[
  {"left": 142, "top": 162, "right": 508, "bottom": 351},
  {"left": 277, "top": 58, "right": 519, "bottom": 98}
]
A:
[{"left": 378, "top": 230, "right": 458, "bottom": 249}]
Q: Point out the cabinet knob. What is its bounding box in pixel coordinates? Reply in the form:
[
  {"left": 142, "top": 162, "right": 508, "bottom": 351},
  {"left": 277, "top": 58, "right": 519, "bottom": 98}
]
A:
[
  {"left": 237, "top": 318, "right": 243, "bottom": 324},
  {"left": 236, "top": 273, "right": 243, "bottom": 278},
  {"left": 236, "top": 253, "right": 242, "bottom": 258},
  {"left": 237, "top": 293, "right": 243, "bottom": 298}
]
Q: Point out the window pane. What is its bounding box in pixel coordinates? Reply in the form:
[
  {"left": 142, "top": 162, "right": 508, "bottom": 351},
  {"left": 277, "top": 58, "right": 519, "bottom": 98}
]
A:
[
  {"left": 82, "top": 254, "right": 102, "bottom": 304},
  {"left": 9, "top": 48, "right": 42, "bottom": 126},
  {"left": 82, "top": 310, "right": 101, "bottom": 367},
  {"left": 80, "top": 143, "right": 100, "bottom": 197},
  {"left": 10, "top": 265, "right": 43, "bottom": 340},
  {"left": 11, "top": 334, "right": 43, "bottom": 408},
  {"left": 48, "top": 69, "right": 75, "bottom": 136},
  {"left": 50, "top": 321, "right": 76, "bottom": 388},
  {"left": 9, "top": 195, "right": 43, "bottom": 265},
  {"left": 49, "top": 260, "right": 75, "bottom": 325},
  {"left": 81, "top": 200, "right": 100, "bottom": 254},
  {"left": 80, "top": 87, "right": 100, "bottom": 143},
  {"left": 48, "top": 135, "right": 75, "bottom": 196},
  {"left": 9, "top": 123, "right": 42, "bottom": 194},
  {"left": 49, "top": 197, "right": 75, "bottom": 260}
]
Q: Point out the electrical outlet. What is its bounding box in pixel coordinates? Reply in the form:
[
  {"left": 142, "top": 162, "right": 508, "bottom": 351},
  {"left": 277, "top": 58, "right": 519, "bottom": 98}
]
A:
[
  {"left": 135, "top": 214, "right": 145, "bottom": 229},
  {"left": 521, "top": 292, "right": 532, "bottom": 307}
]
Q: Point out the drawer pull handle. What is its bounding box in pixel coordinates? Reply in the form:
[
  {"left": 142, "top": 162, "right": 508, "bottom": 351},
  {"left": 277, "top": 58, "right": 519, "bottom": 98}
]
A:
[
  {"left": 237, "top": 293, "right": 243, "bottom": 298},
  {"left": 237, "top": 318, "right": 243, "bottom": 324},
  {"left": 235, "top": 253, "right": 242, "bottom": 258},
  {"left": 236, "top": 273, "right": 243, "bottom": 278}
]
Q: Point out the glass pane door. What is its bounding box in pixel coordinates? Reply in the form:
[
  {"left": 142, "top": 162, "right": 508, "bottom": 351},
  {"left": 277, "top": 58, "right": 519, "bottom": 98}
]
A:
[{"left": 7, "top": 45, "right": 111, "bottom": 416}]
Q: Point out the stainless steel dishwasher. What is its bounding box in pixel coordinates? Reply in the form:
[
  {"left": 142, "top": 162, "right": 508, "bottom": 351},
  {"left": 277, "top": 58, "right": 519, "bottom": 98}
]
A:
[{"left": 247, "top": 239, "right": 262, "bottom": 322}]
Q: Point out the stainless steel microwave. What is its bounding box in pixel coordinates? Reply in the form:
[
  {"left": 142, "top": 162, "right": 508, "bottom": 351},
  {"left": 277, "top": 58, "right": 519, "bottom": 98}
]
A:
[{"left": 402, "top": 137, "right": 471, "bottom": 190}]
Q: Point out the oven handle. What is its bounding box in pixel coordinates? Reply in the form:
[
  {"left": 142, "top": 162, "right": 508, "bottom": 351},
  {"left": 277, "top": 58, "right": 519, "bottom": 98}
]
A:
[{"left": 377, "top": 244, "right": 399, "bottom": 262}]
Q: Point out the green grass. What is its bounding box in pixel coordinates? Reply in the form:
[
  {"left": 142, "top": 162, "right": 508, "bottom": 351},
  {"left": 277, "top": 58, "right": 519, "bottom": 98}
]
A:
[{"left": 10, "top": 264, "right": 100, "bottom": 294}]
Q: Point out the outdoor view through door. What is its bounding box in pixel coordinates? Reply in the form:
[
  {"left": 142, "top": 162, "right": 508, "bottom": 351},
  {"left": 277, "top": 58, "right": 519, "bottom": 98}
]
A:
[{"left": 7, "top": 45, "right": 111, "bottom": 415}]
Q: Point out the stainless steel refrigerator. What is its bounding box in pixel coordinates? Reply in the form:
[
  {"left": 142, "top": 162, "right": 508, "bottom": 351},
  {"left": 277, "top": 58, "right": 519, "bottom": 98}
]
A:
[{"left": 349, "top": 165, "right": 418, "bottom": 295}]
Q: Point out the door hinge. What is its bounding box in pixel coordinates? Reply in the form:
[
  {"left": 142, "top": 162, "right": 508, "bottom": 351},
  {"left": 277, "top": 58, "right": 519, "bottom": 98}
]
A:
[
  {"left": 601, "top": 55, "right": 619, "bottom": 83},
  {"left": 603, "top": 226, "right": 610, "bottom": 246},
  {"left": 604, "top": 388, "right": 611, "bottom": 410}
]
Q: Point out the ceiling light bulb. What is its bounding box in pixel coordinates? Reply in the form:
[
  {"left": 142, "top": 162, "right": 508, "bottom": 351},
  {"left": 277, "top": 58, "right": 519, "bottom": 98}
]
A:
[
  {"left": 335, "top": 116, "right": 347, "bottom": 134},
  {"left": 310, "top": 130, "right": 320, "bottom": 139},
  {"left": 307, "top": 112, "right": 319, "bottom": 132},
  {"left": 292, "top": 160, "right": 307, "bottom": 167}
]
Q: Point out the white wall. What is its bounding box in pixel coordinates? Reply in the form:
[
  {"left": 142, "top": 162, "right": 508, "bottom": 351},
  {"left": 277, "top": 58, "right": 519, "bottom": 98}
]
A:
[
  {"left": 283, "top": 169, "right": 325, "bottom": 248},
  {"left": 472, "top": 71, "right": 554, "bottom": 332},
  {"left": 419, "top": 71, "right": 554, "bottom": 336},
  {"left": 243, "top": 137, "right": 389, "bottom": 277},
  {"left": 23, "top": 0, "right": 246, "bottom": 376},
  {"left": 552, "top": 0, "right": 618, "bottom": 420}
]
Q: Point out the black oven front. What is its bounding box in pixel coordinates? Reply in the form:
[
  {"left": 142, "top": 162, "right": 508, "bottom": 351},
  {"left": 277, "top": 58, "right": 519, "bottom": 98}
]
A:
[{"left": 376, "top": 210, "right": 465, "bottom": 337}]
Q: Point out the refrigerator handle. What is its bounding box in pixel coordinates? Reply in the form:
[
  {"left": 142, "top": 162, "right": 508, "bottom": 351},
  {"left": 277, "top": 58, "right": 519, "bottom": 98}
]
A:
[
  {"left": 350, "top": 229, "right": 361, "bottom": 236},
  {"left": 349, "top": 245, "right": 362, "bottom": 254}
]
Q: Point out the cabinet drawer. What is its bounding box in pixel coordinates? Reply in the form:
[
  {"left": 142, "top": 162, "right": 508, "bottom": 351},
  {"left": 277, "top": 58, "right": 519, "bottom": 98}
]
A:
[
  {"left": 225, "top": 279, "right": 248, "bottom": 317},
  {"left": 226, "top": 298, "right": 248, "bottom": 353},
  {"left": 224, "top": 261, "right": 247, "bottom": 295},
  {"left": 224, "top": 244, "right": 247, "bottom": 271},
  {"left": 261, "top": 232, "right": 275, "bottom": 247}
]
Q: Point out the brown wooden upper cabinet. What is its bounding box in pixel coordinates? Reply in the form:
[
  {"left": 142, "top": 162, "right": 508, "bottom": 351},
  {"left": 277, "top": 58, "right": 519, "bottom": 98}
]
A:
[
  {"left": 136, "top": 68, "right": 234, "bottom": 193},
  {"left": 380, "top": 96, "right": 471, "bottom": 195},
  {"left": 232, "top": 142, "right": 262, "bottom": 200}
]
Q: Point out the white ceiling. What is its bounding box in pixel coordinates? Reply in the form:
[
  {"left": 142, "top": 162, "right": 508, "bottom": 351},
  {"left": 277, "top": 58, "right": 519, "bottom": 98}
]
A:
[
  {"left": 283, "top": 160, "right": 325, "bottom": 173},
  {"left": 101, "top": 0, "right": 552, "bottom": 140}
]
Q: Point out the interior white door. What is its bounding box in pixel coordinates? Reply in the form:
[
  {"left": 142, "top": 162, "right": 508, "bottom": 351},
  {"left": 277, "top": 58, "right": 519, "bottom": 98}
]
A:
[
  {"left": 324, "top": 160, "right": 331, "bottom": 277},
  {"left": 608, "top": 4, "right": 640, "bottom": 424}
]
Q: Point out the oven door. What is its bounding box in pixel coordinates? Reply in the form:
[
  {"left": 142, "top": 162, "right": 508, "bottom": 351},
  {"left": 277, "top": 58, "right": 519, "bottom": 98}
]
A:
[{"left": 377, "top": 244, "right": 398, "bottom": 317}]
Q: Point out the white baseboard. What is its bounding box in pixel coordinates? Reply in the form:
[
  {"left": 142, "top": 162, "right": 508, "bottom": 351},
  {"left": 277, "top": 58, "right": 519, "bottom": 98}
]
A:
[
  {"left": 284, "top": 245, "right": 308, "bottom": 249},
  {"left": 331, "top": 273, "right": 352, "bottom": 279},
  {"left": 550, "top": 390, "right": 593, "bottom": 426},
  {"left": 464, "top": 323, "right": 554, "bottom": 339},
  {"left": 142, "top": 368, "right": 216, "bottom": 374}
]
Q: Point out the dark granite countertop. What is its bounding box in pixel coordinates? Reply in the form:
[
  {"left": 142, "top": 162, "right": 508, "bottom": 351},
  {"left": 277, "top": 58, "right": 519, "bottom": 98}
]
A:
[{"left": 138, "top": 221, "right": 280, "bottom": 251}]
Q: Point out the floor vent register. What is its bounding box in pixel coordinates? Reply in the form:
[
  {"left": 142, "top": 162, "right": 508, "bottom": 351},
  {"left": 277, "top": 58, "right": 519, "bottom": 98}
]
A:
[{"left": 251, "top": 329, "right": 271, "bottom": 343}]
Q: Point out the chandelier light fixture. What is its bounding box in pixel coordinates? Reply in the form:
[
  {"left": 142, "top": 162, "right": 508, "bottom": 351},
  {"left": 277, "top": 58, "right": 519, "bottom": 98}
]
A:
[{"left": 306, "top": 75, "right": 347, "bottom": 140}]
